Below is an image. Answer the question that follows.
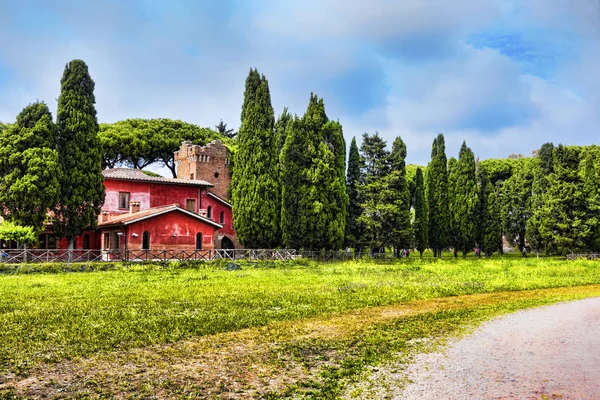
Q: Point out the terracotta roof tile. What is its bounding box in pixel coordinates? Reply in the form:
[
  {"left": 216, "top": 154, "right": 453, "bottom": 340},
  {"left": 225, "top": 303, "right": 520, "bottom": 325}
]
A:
[{"left": 103, "top": 168, "right": 213, "bottom": 187}]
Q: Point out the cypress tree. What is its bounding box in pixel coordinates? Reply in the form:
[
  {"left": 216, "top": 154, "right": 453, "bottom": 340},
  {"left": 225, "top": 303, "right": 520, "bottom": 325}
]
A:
[
  {"left": 0, "top": 102, "right": 60, "bottom": 231},
  {"left": 345, "top": 137, "right": 362, "bottom": 248},
  {"left": 535, "top": 145, "right": 597, "bottom": 255},
  {"left": 386, "top": 136, "right": 412, "bottom": 253},
  {"left": 280, "top": 94, "right": 346, "bottom": 250},
  {"left": 500, "top": 159, "right": 534, "bottom": 254},
  {"left": 357, "top": 132, "right": 390, "bottom": 251},
  {"left": 451, "top": 141, "right": 479, "bottom": 256},
  {"left": 526, "top": 142, "right": 554, "bottom": 255},
  {"left": 54, "top": 60, "right": 105, "bottom": 249},
  {"left": 413, "top": 167, "right": 428, "bottom": 257},
  {"left": 447, "top": 157, "right": 458, "bottom": 252},
  {"left": 479, "top": 169, "right": 502, "bottom": 256},
  {"left": 231, "top": 69, "right": 280, "bottom": 248},
  {"left": 427, "top": 134, "right": 450, "bottom": 257},
  {"left": 280, "top": 116, "right": 309, "bottom": 249}
]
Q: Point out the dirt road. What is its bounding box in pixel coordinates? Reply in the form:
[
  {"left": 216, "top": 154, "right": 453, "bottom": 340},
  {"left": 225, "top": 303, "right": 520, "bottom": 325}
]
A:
[{"left": 397, "top": 297, "right": 600, "bottom": 399}]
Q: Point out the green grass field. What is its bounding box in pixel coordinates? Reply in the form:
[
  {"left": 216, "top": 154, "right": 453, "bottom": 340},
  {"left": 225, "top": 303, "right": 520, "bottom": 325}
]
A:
[{"left": 1, "top": 258, "right": 599, "bottom": 398}]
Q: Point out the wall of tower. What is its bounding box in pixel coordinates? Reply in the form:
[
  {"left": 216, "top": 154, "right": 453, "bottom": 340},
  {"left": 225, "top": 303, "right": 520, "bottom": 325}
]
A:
[{"left": 174, "top": 140, "right": 231, "bottom": 200}]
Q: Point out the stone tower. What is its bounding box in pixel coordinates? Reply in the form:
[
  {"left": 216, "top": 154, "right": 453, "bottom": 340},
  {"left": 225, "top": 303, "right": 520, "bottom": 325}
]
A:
[{"left": 174, "top": 140, "right": 231, "bottom": 200}]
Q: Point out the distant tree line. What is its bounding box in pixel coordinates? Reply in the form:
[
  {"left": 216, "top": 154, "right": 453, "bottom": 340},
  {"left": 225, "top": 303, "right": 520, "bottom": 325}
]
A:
[{"left": 231, "top": 69, "right": 600, "bottom": 256}]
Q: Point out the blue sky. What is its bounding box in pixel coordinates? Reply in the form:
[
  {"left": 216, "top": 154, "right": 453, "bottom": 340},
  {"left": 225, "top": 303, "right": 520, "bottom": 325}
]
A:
[{"left": 0, "top": 0, "right": 599, "bottom": 165}]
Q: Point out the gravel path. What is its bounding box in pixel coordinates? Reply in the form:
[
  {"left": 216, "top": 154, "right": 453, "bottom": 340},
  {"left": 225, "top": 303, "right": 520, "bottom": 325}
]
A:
[{"left": 387, "top": 297, "right": 600, "bottom": 399}]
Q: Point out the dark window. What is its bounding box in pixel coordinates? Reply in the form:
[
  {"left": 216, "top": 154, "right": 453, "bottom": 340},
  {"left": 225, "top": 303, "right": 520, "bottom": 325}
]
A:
[
  {"left": 214, "top": 172, "right": 220, "bottom": 178},
  {"left": 83, "top": 234, "right": 90, "bottom": 250},
  {"left": 186, "top": 199, "right": 196, "bottom": 212},
  {"left": 103, "top": 233, "right": 110, "bottom": 250},
  {"left": 119, "top": 192, "right": 130, "bottom": 209},
  {"left": 196, "top": 232, "right": 202, "bottom": 250},
  {"left": 39, "top": 234, "right": 47, "bottom": 249},
  {"left": 113, "top": 232, "right": 120, "bottom": 249},
  {"left": 207, "top": 206, "right": 212, "bottom": 219},
  {"left": 220, "top": 211, "right": 224, "bottom": 224},
  {"left": 190, "top": 173, "right": 194, "bottom": 180},
  {"left": 142, "top": 231, "right": 150, "bottom": 250},
  {"left": 38, "top": 234, "right": 57, "bottom": 249}
]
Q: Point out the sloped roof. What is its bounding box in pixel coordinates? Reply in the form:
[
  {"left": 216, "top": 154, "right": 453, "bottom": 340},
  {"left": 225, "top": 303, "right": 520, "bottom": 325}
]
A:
[
  {"left": 99, "top": 204, "right": 223, "bottom": 229},
  {"left": 103, "top": 168, "right": 213, "bottom": 187},
  {"left": 207, "top": 192, "right": 232, "bottom": 208}
]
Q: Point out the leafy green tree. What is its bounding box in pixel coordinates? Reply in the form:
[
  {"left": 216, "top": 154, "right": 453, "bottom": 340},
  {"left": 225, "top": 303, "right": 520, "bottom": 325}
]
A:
[
  {"left": 0, "top": 221, "right": 37, "bottom": 247},
  {"left": 427, "top": 134, "right": 450, "bottom": 257},
  {"left": 447, "top": 157, "right": 458, "bottom": 251},
  {"left": 386, "top": 136, "right": 412, "bottom": 253},
  {"left": 215, "top": 120, "right": 236, "bottom": 139},
  {"left": 526, "top": 142, "right": 554, "bottom": 254},
  {"left": 356, "top": 132, "right": 390, "bottom": 251},
  {"left": 280, "top": 116, "right": 309, "bottom": 249},
  {"left": 500, "top": 158, "right": 534, "bottom": 253},
  {"left": 0, "top": 102, "right": 60, "bottom": 232},
  {"left": 345, "top": 137, "right": 362, "bottom": 248},
  {"left": 581, "top": 147, "right": 600, "bottom": 251},
  {"left": 479, "top": 169, "right": 501, "bottom": 256},
  {"left": 450, "top": 142, "right": 479, "bottom": 256},
  {"left": 231, "top": 69, "right": 280, "bottom": 248},
  {"left": 280, "top": 94, "right": 346, "bottom": 250},
  {"left": 535, "top": 145, "right": 598, "bottom": 255},
  {"left": 98, "top": 119, "right": 230, "bottom": 176},
  {"left": 54, "top": 60, "right": 105, "bottom": 250},
  {"left": 412, "top": 167, "right": 428, "bottom": 256}
]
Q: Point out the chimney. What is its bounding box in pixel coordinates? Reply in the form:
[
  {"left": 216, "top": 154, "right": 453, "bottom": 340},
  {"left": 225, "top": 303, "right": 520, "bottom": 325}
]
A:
[
  {"left": 129, "top": 201, "right": 141, "bottom": 214},
  {"left": 101, "top": 210, "right": 110, "bottom": 223}
]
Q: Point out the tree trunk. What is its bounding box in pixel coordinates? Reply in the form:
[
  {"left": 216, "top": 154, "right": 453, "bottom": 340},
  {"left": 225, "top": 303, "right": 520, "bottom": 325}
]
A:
[{"left": 68, "top": 238, "right": 75, "bottom": 263}]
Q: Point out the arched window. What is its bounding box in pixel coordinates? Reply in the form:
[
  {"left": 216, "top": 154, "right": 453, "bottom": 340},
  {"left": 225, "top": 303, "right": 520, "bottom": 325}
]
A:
[
  {"left": 83, "top": 234, "right": 90, "bottom": 250},
  {"left": 196, "top": 232, "right": 203, "bottom": 250},
  {"left": 142, "top": 231, "right": 150, "bottom": 250},
  {"left": 219, "top": 211, "right": 224, "bottom": 224},
  {"left": 207, "top": 206, "right": 212, "bottom": 219}
]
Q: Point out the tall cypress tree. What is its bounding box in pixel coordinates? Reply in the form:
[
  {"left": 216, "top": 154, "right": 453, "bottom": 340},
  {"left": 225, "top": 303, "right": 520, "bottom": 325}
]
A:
[
  {"left": 386, "top": 136, "right": 412, "bottom": 253},
  {"left": 535, "top": 145, "right": 597, "bottom": 255},
  {"left": 427, "top": 134, "right": 450, "bottom": 257},
  {"left": 451, "top": 141, "right": 479, "bottom": 256},
  {"left": 447, "top": 157, "right": 458, "bottom": 252},
  {"left": 0, "top": 102, "right": 60, "bottom": 231},
  {"left": 413, "top": 167, "right": 428, "bottom": 257},
  {"left": 526, "top": 142, "right": 554, "bottom": 255},
  {"left": 231, "top": 69, "right": 280, "bottom": 248},
  {"left": 54, "top": 60, "right": 105, "bottom": 249},
  {"left": 280, "top": 116, "right": 309, "bottom": 249},
  {"left": 345, "top": 137, "right": 362, "bottom": 248},
  {"left": 280, "top": 94, "right": 346, "bottom": 250},
  {"left": 357, "top": 132, "right": 390, "bottom": 250},
  {"left": 479, "top": 168, "right": 501, "bottom": 256}
]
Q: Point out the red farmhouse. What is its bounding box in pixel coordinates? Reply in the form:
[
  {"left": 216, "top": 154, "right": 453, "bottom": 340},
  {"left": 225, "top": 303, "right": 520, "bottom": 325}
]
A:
[{"left": 29, "top": 140, "right": 238, "bottom": 252}]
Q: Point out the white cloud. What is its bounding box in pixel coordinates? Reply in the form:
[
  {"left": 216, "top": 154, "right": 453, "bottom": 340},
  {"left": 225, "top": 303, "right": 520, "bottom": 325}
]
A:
[{"left": 255, "top": 0, "right": 504, "bottom": 41}]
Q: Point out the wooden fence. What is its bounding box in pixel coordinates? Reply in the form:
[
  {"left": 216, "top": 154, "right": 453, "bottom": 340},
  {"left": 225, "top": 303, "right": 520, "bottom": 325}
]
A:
[
  {"left": 566, "top": 254, "right": 600, "bottom": 260},
  {"left": 0, "top": 249, "right": 299, "bottom": 263}
]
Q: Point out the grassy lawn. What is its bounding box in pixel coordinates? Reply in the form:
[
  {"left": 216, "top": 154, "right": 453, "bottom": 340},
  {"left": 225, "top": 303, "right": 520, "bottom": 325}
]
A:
[{"left": 1, "top": 258, "right": 599, "bottom": 398}]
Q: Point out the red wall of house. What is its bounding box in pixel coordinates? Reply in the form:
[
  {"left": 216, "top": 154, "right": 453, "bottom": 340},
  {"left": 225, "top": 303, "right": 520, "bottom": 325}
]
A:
[
  {"left": 58, "top": 231, "right": 100, "bottom": 250},
  {"left": 200, "top": 192, "right": 235, "bottom": 236},
  {"left": 124, "top": 211, "right": 216, "bottom": 250}
]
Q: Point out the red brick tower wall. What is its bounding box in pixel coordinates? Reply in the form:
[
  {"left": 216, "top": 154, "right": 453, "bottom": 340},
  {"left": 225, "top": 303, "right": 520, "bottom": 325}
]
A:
[{"left": 174, "top": 140, "right": 231, "bottom": 200}]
